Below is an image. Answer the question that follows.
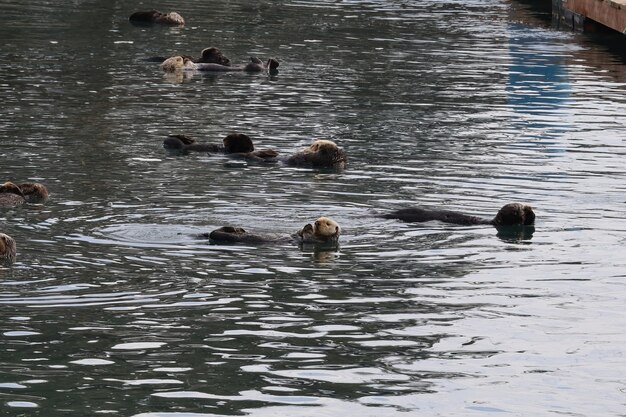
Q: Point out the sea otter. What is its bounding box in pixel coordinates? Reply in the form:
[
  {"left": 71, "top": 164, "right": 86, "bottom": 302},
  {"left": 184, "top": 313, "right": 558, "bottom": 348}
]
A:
[
  {"left": 382, "top": 202, "right": 535, "bottom": 227},
  {"left": 145, "top": 47, "right": 231, "bottom": 66},
  {"left": 18, "top": 182, "right": 49, "bottom": 204},
  {"left": 204, "top": 217, "right": 341, "bottom": 245},
  {"left": 129, "top": 10, "right": 185, "bottom": 26},
  {"left": 164, "top": 133, "right": 278, "bottom": 161},
  {"left": 160, "top": 56, "right": 279, "bottom": 74},
  {"left": 0, "top": 233, "right": 16, "bottom": 264},
  {"left": 0, "top": 182, "right": 49, "bottom": 207},
  {"left": 283, "top": 140, "right": 347, "bottom": 169},
  {"left": 165, "top": 136, "right": 345, "bottom": 169},
  {"left": 0, "top": 182, "right": 27, "bottom": 207}
]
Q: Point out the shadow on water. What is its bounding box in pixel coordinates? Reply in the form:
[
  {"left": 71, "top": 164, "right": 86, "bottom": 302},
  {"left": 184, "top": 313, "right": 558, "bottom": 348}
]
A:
[{"left": 511, "top": 0, "right": 626, "bottom": 65}]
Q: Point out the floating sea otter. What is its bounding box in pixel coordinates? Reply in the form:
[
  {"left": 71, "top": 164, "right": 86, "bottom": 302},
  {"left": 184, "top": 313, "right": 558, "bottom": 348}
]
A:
[
  {"left": 382, "top": 203, "right": 535, "bottom": 227},
  {"left": 0, "top": 181, "right": 49, "bottom": 207},
  {"left": 18, "top": 182, "right": 49, "bottom": 203},
  {"left": 0, "top": 233, "right": 16, "bottom": 264},
  {"left": 160, "top": 55, "right": 279, "bottom": 74},
  {"left": 203, "top": 217, "right": 341, "bottom": 245},
  {"left": 164, "top": 133, "right": 278, "bottom": 161},
  {"left": 145, "top": 47, "right": 231, "bottom": 66},
  {"left": 283, "top": 139, "right": 347, "bottom": 169},
  {"left": 129, "top": 10, "right": 185, "bottom": 26},
  {"left": 164, "top": 135, "right": 346, "bottom": 169}
]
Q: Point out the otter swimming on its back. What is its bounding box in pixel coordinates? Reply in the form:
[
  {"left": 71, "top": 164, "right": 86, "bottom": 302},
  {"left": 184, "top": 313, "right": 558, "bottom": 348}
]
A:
[
  {"left": 163, "top": 134, "right": 223, "bottom": 153},
  {"left": 129, "top": 10, "right": 185, "bottom": 26},
  {"left": 161, "top": 56, "right": 279, "bottom": 74},
  {"left": 283, "top": 140, "right": 347, "bottom": 169},
  {"left": 204, "top": 217, "right": 341, "bottom": 246},
  {"left": 0, "top": 233, "right": 16, "bottom": 264},
  {"left": 382, "top": 202, "right": 535, "bottom": 227},
  {"left": 146, "top": 47, "right": 232, "bottom": 65},
  {"left": 164, "top": 133, "right": 278, "bottom": 161}
]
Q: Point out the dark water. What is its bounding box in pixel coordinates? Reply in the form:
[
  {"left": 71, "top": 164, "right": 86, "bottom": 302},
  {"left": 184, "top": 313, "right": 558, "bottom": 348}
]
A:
[{"left": 1, "top": 0, "right": 626, "bottom": 416}]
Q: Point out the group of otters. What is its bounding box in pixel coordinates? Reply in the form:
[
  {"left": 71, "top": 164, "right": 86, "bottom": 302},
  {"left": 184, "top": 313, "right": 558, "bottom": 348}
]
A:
[{"left": 0, "top": 11, "right": 537, "bottom": 264}]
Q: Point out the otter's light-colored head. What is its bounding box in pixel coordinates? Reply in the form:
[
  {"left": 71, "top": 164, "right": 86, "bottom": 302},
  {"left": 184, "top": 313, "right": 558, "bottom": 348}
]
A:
[
  {"left": 0, "top": 233, "right": 16, "bottom": 263},
  {"left": 306, "top": 140, "right": 338, "bottom": 154},
  {"left": 163, "top": 12, "right": 185, "bottom": 25},
  {"left": 161, "top": 56, "right": 196, "bottom": 72},
  {"left": 313, "top": 217, "right": 341, "bottom": 239}
]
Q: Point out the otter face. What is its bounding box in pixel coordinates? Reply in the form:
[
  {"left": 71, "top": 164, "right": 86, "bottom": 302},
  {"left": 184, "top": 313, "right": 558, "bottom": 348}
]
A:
[
  {"left": 223, "top": 133, "right": 254, "bottom": 154},
  {"left": 161, "top": 56, "right": 184, "bottom": 72},
  {"left": 200, "top": 47, "right": 230, "bottom": 66},
  {"left": 313, "top": 217, "right": 341, "bottom": 240},
  {"left": 307, "top": 140, "right": 347, "bottom": 166},
  {"left": 164, "top": 12, "right": 185, "bottom": 25},
  {"left": 153, "top": 12, "right": 185, "bottom": 25},
  {"left": 493, "top": 203, "right": 535, "bottom": 226},
  {"left": 0, "top": 233, "right": 16, "bottom": 263},
  {"left": 0, "top": 182, "right": 25, "bottom": 198},
  {"left": 307, "top": 140, "right": 337, "bottom": 153},
  {"left": 161, "top": 56, "right": 196, "bottom": 72},
  {"left": 18, "top": 182, "right": 48, "bottom": 203}
]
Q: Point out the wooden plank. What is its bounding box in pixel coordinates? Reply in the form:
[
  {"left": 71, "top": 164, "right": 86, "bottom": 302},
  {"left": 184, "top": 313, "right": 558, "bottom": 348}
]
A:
[{"left": 564, "top": 0, "right": 626, "bottom": 33}]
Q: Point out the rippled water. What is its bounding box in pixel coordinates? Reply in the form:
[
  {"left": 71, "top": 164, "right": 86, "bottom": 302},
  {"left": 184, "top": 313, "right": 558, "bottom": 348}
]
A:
[{"left": 1, "top": 0, "right": 626, "bottom": 416}]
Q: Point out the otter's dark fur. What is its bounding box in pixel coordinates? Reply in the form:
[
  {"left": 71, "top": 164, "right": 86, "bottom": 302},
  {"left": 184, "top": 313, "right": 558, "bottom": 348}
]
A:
[
  {"left": 146, "top": 47, "right": 231, "bottom": 65},
  {"left": 161, "top": 56, "right": 279, "bottom": 74},
  {"left": 195, "top": 57, "right": 279, "bottom": 73},
  {"left": 382, "top": 203, "right": 535, "bottom": 227},
  {"left": 203, "top": 217, "right": 341, "bottom": 246},
  {"left": 0, "top": 182, "right": 26, "bottom": 207},
  {"left": 164, "top": 133, "right": 278, "bottom": 161},
  {"left": 129, "top": 10, "right": 185, "bottom": 26},
  {"left": 18, "top": 182, "right": 49, "bottom": 204}
]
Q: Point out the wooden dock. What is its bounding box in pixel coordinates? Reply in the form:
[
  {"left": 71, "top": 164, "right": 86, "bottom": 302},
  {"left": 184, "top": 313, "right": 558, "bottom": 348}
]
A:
[{"left": 553, "top": 0, "right": 626, "bottom": 33}]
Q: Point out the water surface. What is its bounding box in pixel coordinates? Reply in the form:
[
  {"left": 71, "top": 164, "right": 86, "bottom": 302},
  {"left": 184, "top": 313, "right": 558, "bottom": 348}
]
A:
[{"left": 1, "top": 1, "right": 626, "bottom": 416}]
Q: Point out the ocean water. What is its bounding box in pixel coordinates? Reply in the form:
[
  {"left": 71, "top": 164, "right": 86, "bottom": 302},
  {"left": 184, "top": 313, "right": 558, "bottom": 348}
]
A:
[{"left": 1, "top": 1, "right": 626, "bottom": 416}]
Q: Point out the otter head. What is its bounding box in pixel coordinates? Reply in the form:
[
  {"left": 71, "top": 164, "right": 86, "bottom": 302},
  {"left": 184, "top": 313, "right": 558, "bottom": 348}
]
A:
[
  {"left": 0, "top": 182, "right": 25, "bottom": 198},
  {"left": 492, "top": 203, "right": 535, "bottom": 226},
  {"left": 223, "top": 133, "right": 254, "bottom": 154},
  {"left": 153, "top": 11, "right": 185, "bottom": 26},
  {"left": 313, "top": 217, "right": 341, "bottom": 241},
  {"left": 266, "top": 58, "right": 279, "bottom": 70},
  {"left": 18, "top": 182, "right": 48, "bottom": 203},
  {"left": 200, "top": 47, "right": 230, "bottom": 66},
  {"left": 306, "top": 140, "right": 347, "bottom": 167},
  {"left": 0, "top": 233, "right": 16, "bottom": 263},
  {"left": 161, "top": 56, "right": 196, "bottom": 72}
]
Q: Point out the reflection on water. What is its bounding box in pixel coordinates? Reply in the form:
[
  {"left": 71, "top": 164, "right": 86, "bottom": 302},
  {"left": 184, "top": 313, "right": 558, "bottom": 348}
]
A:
[{"left": 1, "top": 0, "right": 626, "bottom": 416}]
